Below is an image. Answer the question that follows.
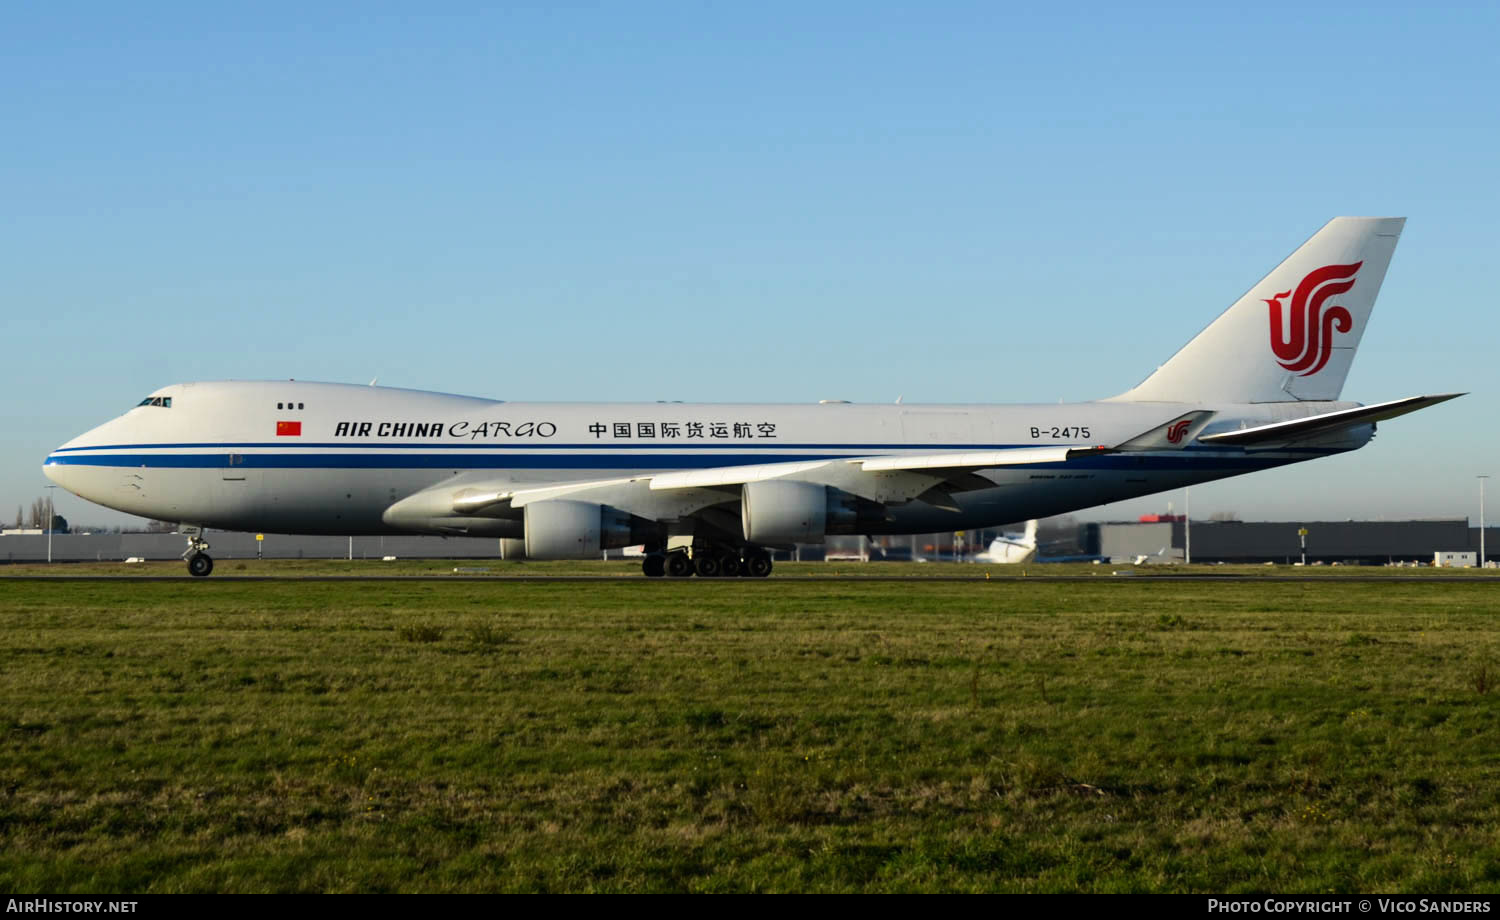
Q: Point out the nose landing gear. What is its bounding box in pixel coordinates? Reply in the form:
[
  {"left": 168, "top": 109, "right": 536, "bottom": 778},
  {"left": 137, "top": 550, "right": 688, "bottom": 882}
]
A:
[{"left": 181, "top": 529, "right": 214, "bottom": 577}]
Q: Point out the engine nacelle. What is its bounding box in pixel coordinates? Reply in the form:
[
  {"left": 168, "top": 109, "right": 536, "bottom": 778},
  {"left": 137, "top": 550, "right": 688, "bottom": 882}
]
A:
[
  {"left": 741, "top": 480, "right": 885, "bottom": 545},
  {"left": 523, "top": 500, "right": 657, "bottom": 560}
]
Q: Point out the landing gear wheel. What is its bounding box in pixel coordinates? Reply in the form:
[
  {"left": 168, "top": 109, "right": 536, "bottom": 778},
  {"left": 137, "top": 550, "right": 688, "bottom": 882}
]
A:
[
  {"left": 718, "top": 554, "right": 742, "bottom": 577},
  {"left": 665, "top": 552, "right": 694, "bottom": 578},
  {"left": 744, "top": 551, "right": 773, "bottom": 578},
  {"left": 642, "top": 555, "right": 665, "bottom": 578},
  {"left": 187, "top": 553, "right": 214, "bottom": 578},
  {"left": 694, "top": 554, "right": 721, "bottom": 578}
]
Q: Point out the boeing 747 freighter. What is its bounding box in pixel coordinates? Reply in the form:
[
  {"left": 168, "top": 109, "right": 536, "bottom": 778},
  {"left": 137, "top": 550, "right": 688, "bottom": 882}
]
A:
[{"left": 45, "top": 218, "right": 1460, "bottom": 576}]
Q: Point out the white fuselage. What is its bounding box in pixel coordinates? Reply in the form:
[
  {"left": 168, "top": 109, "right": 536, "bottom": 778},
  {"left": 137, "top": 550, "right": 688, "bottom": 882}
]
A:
[{"left": 44, "top": 380, "right": 1369, "bottom": 537}]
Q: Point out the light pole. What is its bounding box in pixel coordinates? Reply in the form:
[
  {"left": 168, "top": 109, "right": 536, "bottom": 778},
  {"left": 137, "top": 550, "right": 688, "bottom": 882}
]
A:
[
  {"left": 1185, "top": 487, "right": 1191, "bottom": 565},
  {"left": 1481, "top": 475, "right": 1490, "bottom": 569},
  {"left": 45, "top": 484, "right": 57, "bottom": 564}
]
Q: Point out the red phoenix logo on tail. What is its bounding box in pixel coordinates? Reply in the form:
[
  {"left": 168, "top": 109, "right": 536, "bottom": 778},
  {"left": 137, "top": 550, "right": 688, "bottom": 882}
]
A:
[
  {"left": 1266, "top": 262, "right": 1362, "bottom": 377},
  {"left": 1165, "top": 420, "right": 1191, "bottom": 444}
]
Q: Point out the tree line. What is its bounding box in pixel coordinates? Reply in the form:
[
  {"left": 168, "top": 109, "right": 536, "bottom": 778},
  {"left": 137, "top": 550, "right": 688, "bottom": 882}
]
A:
[
  {"left": 12, "top": 498, "right": 68, "bottom": 533},
  {"left": 8, "top": 501, "right": 182, "bottom": 534}
]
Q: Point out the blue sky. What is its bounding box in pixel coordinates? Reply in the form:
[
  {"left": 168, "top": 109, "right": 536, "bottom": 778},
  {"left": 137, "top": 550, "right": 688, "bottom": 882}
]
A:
[{"left": 3, "top": 1, "right": 1496, "bottom": 529}]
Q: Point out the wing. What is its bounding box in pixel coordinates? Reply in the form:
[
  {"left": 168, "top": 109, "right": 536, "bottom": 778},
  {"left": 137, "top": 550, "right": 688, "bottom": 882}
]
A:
[
  {"left": 387, "top": 411, "right": 1211, "bottom": 530},
  {"left": 442, "top": 445, "right": 1112, "bottom": 518},
  {"left": 383, "top": 396, "right": 1458, "bottom": 537}
]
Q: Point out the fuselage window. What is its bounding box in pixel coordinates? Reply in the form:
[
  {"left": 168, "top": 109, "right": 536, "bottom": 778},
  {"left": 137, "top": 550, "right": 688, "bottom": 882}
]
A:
[
  {"left": 298, "top": 402, "right": 304, "bottom": 410},
  {"left": 277, "top": 403, "right": 284, "bottom": 410}
]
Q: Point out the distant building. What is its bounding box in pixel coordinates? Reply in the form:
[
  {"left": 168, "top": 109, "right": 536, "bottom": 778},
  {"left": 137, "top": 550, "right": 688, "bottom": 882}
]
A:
[
  {"left": 1435, "top": 552, "right": 1478, "bottom": 568},
  {"left": 1085, "top": 521, "right": 1181, "bottom": 563},
  {"left": 1084, "top": 519, "right": 1498, "bottom": 566}
]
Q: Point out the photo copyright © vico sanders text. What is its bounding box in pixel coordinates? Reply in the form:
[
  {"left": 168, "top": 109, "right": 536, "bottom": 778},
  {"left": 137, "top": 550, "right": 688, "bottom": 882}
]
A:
[{"left": 1209, "top": 902, "right": 1490, "bottom": 915}]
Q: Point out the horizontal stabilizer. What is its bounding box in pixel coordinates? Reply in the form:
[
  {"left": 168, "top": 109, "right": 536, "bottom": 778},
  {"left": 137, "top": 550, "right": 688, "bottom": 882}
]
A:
[{"left": 1198, "top": 393, "right": 1463, "bottom": 446}]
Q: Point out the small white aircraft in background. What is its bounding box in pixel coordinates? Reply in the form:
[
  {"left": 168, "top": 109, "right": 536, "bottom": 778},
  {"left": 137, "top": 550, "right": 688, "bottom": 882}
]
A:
[
  {"left": 45, "top": 218, "right": 1460, "bottom": 577},
  {"left": 972, "top": 520, "right": 1039, "bottom": 564}
]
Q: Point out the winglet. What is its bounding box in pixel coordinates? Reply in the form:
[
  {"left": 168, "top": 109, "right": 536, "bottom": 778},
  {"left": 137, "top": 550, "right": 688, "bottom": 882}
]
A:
[{"left": 1112, "top": 410, "right": 1217, "bottom": 451}]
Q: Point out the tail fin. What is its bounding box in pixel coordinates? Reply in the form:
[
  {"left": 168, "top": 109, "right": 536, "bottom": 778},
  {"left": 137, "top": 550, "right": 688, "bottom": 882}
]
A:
[
  {"left": 1021, "top": 519, "right": 1038, "bottom": 547},
  {"left": 1113, "top": 217, "right": 1405, "bottom": 403}
]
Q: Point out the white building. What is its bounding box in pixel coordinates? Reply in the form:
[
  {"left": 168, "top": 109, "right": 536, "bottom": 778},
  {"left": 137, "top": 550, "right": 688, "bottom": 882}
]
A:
[{"left": 1434, "top": 551, "right": 1477, "bottom": 568}]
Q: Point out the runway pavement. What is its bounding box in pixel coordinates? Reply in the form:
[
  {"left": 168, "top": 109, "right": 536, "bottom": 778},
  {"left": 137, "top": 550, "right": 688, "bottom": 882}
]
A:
[{"left": 4, "top": 574, "right": 1498, "bottom": 583}]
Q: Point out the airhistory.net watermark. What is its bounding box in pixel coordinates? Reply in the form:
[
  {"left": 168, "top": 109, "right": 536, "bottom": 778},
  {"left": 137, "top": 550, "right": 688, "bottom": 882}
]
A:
[{"left": 6, "top": 902, "right": 137, "bottom": 914}]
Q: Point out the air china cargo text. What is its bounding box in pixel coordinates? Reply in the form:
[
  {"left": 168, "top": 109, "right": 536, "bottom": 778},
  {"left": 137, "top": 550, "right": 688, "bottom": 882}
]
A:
[{"left": 333, "top": 421, "right": 557, "bottom": 440}]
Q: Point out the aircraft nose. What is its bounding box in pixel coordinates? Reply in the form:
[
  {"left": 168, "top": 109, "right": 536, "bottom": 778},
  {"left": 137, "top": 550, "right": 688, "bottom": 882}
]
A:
[
  {"left": 44, "top": 420, "right": 113, "bottom": 499},
  {"left": 43, "top": 445, "right": 81, "bottom": 495}
]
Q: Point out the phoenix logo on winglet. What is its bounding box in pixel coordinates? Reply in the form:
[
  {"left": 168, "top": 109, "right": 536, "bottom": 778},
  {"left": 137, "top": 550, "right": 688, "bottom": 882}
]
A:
[
  {"left": 1165, "top": 420, "right": 1192, "bottom": 444},
  {"left": 1266, "top": 262, "right": 1362, "bottom": 377}
]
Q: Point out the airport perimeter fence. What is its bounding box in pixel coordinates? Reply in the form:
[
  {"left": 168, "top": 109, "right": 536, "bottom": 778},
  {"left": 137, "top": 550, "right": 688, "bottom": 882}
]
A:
[{"left": 0, "top": 533, "right": 506, "bottom": 563}]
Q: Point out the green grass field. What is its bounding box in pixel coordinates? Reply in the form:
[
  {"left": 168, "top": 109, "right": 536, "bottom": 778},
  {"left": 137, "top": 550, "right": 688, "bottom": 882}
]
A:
[{"left": 2, "top": 567, "right": 1498, "bottom": 892}]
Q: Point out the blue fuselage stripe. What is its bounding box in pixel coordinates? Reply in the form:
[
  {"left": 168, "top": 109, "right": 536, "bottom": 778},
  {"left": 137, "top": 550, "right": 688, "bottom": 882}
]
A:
[
  {"left": 47, "top": 452, "right": 837, "bottom": 470},
  {"left": 50, "top": 441, "right": 1039, "bottom": 453},
  {"left": 45, "top": 440, "right": 1346, "bottom": 454},
  {"left": 43, "top": 450, "right": 1327, "bottom": 472}
]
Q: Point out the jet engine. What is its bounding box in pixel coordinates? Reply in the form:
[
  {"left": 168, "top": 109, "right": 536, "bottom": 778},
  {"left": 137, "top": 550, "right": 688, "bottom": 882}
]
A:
[
  {"left": 740, "top": 480, "right": 885, "bottom": 545},
  {"left": 523, "top": 500, "right": 659, "bottom": 560}
]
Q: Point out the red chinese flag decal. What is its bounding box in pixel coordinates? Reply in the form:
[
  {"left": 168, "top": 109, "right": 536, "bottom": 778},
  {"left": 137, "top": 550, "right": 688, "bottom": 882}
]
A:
[{"left": 276, "top": 421, "right": 302, "bottom": 437}]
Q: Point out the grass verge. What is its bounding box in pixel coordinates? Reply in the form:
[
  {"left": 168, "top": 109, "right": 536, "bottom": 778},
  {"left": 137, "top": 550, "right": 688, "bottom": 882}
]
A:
[{"left": 2, "top": 577, "right": 1497, "bottom": 892}]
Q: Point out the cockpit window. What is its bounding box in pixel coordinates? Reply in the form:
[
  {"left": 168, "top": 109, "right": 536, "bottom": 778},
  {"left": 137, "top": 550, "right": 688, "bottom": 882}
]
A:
[{"left": 135, "top": 396, "right": 172, "bottom": 408}]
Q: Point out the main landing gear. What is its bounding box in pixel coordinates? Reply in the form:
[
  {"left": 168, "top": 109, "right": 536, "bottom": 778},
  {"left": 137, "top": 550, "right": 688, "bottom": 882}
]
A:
[
  {"left": 642, "top": 546, "right": 773, "bottom": 578},
  {"left": 182, "top": 532, "right": 214, "bottom": 577}
]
